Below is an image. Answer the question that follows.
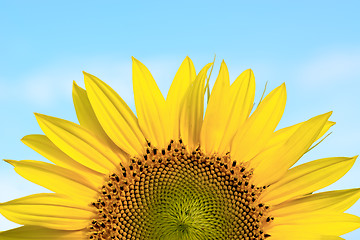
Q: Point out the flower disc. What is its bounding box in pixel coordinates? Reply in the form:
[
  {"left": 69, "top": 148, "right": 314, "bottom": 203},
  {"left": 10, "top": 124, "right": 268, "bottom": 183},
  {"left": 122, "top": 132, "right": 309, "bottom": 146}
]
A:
[{"left": 89, "top": 140, "right": 271, "bottom": 240}]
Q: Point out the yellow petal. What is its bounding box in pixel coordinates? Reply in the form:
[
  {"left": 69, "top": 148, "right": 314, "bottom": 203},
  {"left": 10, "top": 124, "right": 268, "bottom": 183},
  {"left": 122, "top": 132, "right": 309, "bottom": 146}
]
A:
[
  {"left": 272, "top": 188, "right": 360, "bottom": 217},
  {"left": 260, "top": 156, "right": 357, "bottom": 205},
  {"left": 132, "top": 57, "right": 169, "bottom": 148},
  {"left": 217, "top": 68, "right": 256, "bottom": 155},
  {"left": 268, "top": 227, "right": 344, "bottom": 240},
  {"left": 231, "top": 83, "right": 286, "bottom": 163},
  {"left": 270, "top": 213, "right": 360, "bottom": 236},
  {"left": 35, "top": 113, "right": 119, "bottom": 174},
  {"left": 167, "top": 56, "right": 196, "bottom": 140},
  {"left": 251, "top": 112, "right": 332, "bottom": 186},
  {"left": 21, "top": 134, "right": 105, "bottom": 186},
  {"left": 5, "top": 160, "right": 98, "bottom": 203},
  {"left": 72, "top": 81, "right": 109, "bottom": 141},
  {"left": 200, "top": 60, "right": 230, "bottom": 154},
  {"left": 206, "top": 60, "right": 230, "bottom": 104},
  {"left": 266, "top": 120, "right": 335, "bottom": 150},
  {"left": 72, "top": 81, "right": 130, "bottom": 168},
  {"left": 0, "top": 226, "right": 85, "bottom": 240},
  {"left": 84, "top": 71, "right": 146, "bottom": 156},
  {"left": 316, "top": 120, "right": 336, "bottom": 141},
  {"left": 180, "top": 63, "right": 212, "bottom": 151},
  {"left": 0, "top": 193, "right": 94, "bottom": 230}
]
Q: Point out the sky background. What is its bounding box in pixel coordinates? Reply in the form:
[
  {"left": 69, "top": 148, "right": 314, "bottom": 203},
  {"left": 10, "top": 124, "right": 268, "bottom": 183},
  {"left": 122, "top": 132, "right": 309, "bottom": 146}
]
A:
[{"left": 0, "top": 0, "right": 360, "bottom": 238}]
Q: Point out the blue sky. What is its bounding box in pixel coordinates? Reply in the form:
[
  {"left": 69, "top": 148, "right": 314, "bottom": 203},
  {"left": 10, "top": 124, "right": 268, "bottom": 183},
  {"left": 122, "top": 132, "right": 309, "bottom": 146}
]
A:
[{"left": 1, "top": 0, "right": 360, "bottom": 238}]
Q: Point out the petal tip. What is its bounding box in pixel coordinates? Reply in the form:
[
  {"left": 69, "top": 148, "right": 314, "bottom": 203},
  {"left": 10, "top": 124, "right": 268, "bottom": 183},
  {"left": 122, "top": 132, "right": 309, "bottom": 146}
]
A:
[
  {"left": 20, "top": 135, "right": 27, "bottom": 142},
  {"left": 184, "top": 56, "right": 194, "bottom": 65},
  {"left": 325, "top": 111, "right": 333, "bottom": 118},
  {"left": 34, "top": 112, "right": 46, "bottom": 121},
  {"left": 132, "top": 57, "right": 144, "bottom": 69},
  {"left": 83, "top": 72, "right": 100, "bottom": 88},
  {"left": 275, "top": 82, "right": 287, "bottom": 97},
  {"left": 3, "top": 159, "right": 16, "bottom": 166},
  {"left": 132, "top": 56, "right": 139, "bottom": 63},
  {"left": 83, "top": 72, "right": 98, "bottom": 84},
  {"left": 34, "top": 113, "right": 57, "bottom": 126},
  {"left": 33, "top": 112, "right": 42, "bottom": 119},
  {"left": 272, "top": 83, "right": 286, "bottom": 94},
  {"left": 83, "top": 71, "right": 93, "bottom": 80},
  {"left": 72, "top": 81, "right": 82, "bottom": 94}
]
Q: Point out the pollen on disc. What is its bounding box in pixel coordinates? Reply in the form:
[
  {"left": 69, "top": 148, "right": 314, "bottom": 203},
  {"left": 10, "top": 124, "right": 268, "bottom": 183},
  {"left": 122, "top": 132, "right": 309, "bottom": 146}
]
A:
[{"left": 88, "top": 140, "right": 273, "bottom": 240}]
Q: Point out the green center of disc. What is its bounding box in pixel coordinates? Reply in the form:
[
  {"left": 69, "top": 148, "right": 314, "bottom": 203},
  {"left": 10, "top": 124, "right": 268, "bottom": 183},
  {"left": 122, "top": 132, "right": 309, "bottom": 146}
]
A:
[{"left": 88, "top": 140, "right": 272, "bottom": 240}]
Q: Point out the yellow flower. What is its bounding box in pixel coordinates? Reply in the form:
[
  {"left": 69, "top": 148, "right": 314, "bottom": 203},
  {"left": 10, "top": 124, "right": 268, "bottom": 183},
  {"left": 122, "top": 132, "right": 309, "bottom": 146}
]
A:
[{"left": 0, "top": 57, "right": 359, "bottom": 240}]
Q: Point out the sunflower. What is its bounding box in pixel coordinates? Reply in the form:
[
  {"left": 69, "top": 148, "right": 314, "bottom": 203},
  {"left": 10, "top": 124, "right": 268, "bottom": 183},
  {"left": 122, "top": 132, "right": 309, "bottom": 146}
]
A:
[{"left": 0, "top": 57, "right": 359, "bottom": 240}]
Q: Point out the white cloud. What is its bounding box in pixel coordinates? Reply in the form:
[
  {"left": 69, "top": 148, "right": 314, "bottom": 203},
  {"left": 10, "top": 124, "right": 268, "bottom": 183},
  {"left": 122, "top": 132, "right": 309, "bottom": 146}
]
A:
[
  {"left": 22, "top": 74, "right": 71, "bottom": 106},
  {"left": 296, "top": 50, "right": 360, "bottom": 87},
  {"left": 0, "top": 57, "right": 180, "bottom": 107},
  {"left": 0, "top": 71, "right": 72, "bottom": 107}
]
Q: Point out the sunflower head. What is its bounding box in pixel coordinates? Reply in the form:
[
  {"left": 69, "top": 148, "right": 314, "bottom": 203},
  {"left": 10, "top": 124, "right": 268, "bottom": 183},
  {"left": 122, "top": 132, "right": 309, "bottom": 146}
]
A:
[
  {"left": 89, "top": 139, "right": 271, "bottom": 239},
  {"left": 0, "top": 57, "right": 359, "bottom": 240}
]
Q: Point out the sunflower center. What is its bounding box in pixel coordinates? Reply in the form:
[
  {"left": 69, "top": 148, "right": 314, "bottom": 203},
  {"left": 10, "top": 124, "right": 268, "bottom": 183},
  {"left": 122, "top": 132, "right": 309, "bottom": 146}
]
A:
[{"left": 88, "top": 140, "right": 272, "bottom": 239}]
